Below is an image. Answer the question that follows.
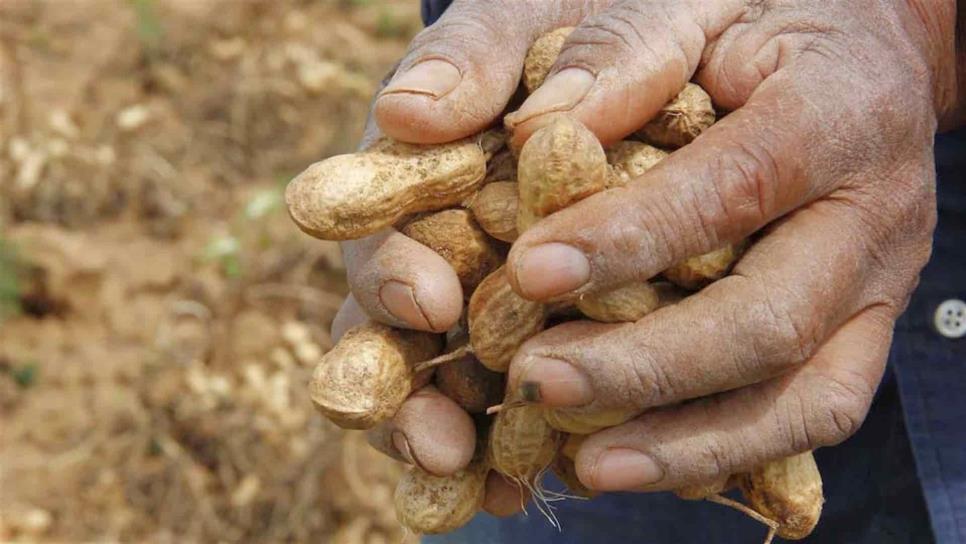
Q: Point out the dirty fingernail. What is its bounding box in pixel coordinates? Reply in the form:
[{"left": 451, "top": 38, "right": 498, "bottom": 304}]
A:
[
  {"left": 505, "top": 68, "right": 595, "bottom": 126},
  {"left": 380, "top": 280, "right": 433, "bottom": 330},
  {"left": 518, "top": 356, "right": 593, "bottom": 407},
  {"left": 380, "top": 59, "right": 461, "bottom": 99},
  {"left": 592, "top": 448, "right": 664, "bottom": 490},
  {"left": 391, "top": 431, "right": 419, "bottom": 466},
  {"left": 513, "top": 243, "right": 590, "bottom": 299}
]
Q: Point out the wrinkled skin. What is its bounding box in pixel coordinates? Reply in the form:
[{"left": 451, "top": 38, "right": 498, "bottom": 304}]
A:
[{"left": 329, "top": 0, "right": 963, "bottom": 515}]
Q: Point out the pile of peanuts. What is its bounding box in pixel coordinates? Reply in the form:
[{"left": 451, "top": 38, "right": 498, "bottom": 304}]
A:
[{"left": 286, "top": 28, "right": 823, "bottom": 543}]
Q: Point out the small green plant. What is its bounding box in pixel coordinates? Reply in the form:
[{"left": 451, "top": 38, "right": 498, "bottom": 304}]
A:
[
  {"left": 0, "top": 359, "right": 39, "bottom": 389},
  {"left": 11, "top": 362, "right": 38, "bottom": 388},
  {"left": 129, "top": 0, "right": 163, "bottom": 59},
  {"left": 0, "top": 238, "right": 22, "bottom": 322},
  {"left": 203, "top": 235, "right": 243, "bottom": 279}
]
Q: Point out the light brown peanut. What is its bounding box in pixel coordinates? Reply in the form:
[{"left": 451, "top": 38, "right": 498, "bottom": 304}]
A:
[
  {"left": 576, "top": 281, "right": 661, "bottom": 323},
  {"left": 434, "top": 333, "right": 505, "bottom": 414},
  {"left": 516, "top": 115, "right": 609, "bottom": 232},
  {"left": 635, "top": 83, "right": 716, "bottom": 149},
  {"left": 394, "top": 461, "right": 488, "bottom": 534},
  {"left": 286, "top": 136, "right": 488, "bottom": 241},
  {"left": 605, "top": 140, "right": 669, "bottom": 187},
  {"left": 738, "top": 452, "right": 824, "bottom": 540},
  {"left": 401, "top": 209, "right": 503, "bottom": 292},
  {"left": 489, "top": 405, "right": 560, "bottom": 484},
  {"left": 465, "top": 181, "right": 520, "bottom": 243},
  {"left": 468, "top": 266, "right": 548, "bottom": 372},
  {"left": 522, "top": 27, "right": 574, "bottom": 92},
  {"left": 542, "top": 406, "right": 638, "bottom": 435},
  {"left": 663, "top": 241, "right": 748, "bottom": 290},
  {"left": 309, "top": 322, "right": 442, "bottom": 429}
]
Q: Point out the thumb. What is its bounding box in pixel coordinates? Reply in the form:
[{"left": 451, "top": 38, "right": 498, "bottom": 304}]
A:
[
  {"left": 505, "top": 0, "right": 744, "bottom": 147},
  {"left": 374, "top": 0, "right": 597, "bottom": 144}
]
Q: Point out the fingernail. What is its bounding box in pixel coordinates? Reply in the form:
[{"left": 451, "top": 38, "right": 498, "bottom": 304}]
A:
[
  {"left": 518, "top": 356, "right": 593, "bottom": 407},
  {"left": 391, "top": 431, "right": 419, "bottom": 466},
  {"left": 380, "top": 59, "right": 461, "bottom": 99},
  {"left": 505, "top": 68, "right": 595, "bottom": 127},
  {"left": 513, "top": 243, "right": 590, "bottom": 299},
  {"left": 380, "top": 280, "right": 433, "bottom": 330},
  {"left": 592, "top": 448, "right": 664, "bottom": 490}
]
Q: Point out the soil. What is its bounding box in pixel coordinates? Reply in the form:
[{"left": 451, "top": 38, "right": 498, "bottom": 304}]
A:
[{"left": 0, "top": 1, "right": 422, "bottom": 542}]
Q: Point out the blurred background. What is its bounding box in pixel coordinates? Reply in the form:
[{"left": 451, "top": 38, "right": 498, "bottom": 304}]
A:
[{"left": 0, "top": 1, "right": 422, "bottom": 541}]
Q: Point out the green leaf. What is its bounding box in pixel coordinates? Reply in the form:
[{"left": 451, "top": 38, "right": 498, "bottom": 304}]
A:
[{"left": 12, "top": 362, "right": 38, "bottom": 388}]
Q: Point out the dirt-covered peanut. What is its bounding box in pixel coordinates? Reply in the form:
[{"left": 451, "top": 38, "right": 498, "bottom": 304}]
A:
[
  {"left": 468, "top": 266, "right": 547, "bottom": 372},
  {"left": 517, "top": 115, "right": 608, "bottom": 232},
  {"left": 489, "top": 405, "right": 560, "bottom": 483},
  {"left": 286, "top": 137, "right": 487, "bottom": 241},
  {"left": 485, "top": 149, "right": 517, "bottom": 183},
  {"left": 635, "top": 83, "right": 716, "bottom": 149},
  {"left": 465, "top": 181, "right": 519, "bottom": 242},
  {"left": 401, "top": 209, "right": 502, "bottom": 292},
  {"left": 663, "top": 241, "right": 748, "bottom": 290},
  {"left": 522, "top": 27, "right": 574, "bottom": 92},
  {"left": 560, "top": 432, "right": 586, "bottom": 461},
  {"left": 674, "top": 476, "right": 733, "bottom": 500},
  {"left": 552, "top": 453, "right": 596, "bottom": 498},
  {"left": 394, "top": 462, "right": 488, "bottom": 534},
  {"left": 309, "top": 322, "right": 442, "bottom": 429},
  {"left": 605, "top": 140, "right": 669, "bottom": 187},
  {"left": 738, "top": 452, "right": 824, "bottom": 540},
  {"left": 543, "top": 407, "right": 637, "bottom": 435},
  {"left": 576, "top": 281, "right": 660, "bottom": 323},
  {"left": 434, "top": 334, "right": 505, "bottom": 414}
]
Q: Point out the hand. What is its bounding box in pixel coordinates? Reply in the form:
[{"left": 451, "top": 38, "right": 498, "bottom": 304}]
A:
[
  {"left": 330, "top": 1, "right": 609, "bottom": 516},
  {"left": 329, "top": 0, "right": 960, "bottom": 505},
  {"left": 501, "top": 0, "right": 959, "bottom": 493}
]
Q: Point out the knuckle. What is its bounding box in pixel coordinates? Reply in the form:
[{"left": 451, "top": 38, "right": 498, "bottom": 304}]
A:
[
  {"left": 801, "top": 373, "right": 872, "bottom": 447},
  {"left": 563, "top": 15, "right": 641, "bottom": 62},
  {"left": 628, "top": 351, "right": 675, "bottom": 408},
  {"left": 700, "top": 438, "right": 735, "bottom": 480},
  {"left": 559, "top": 1, "right": 699, "bottom": 72},
  {"left": 406, "top": 6, "right": 514, "bottom": 63},
  {"left": 737, "top": 277, "right": 819, "bottom": 372},
  {"left": 703, "top": 137, "right": 780, "bottom": 236}
]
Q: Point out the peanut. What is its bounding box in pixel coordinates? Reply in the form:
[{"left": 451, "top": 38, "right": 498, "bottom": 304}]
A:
[
  {"left": 394, "top": 461, "right": 488, "bottom": 534},
  {"left": 517, "top": 115, "right": 608, "bottom": 232},
  {"left": 468, "top": 266, "right": 548, "bottom": 372},
  {"left": 543, "top": 406, "right": 637, "bottom": 435},
  {"left": 465, "top": 181, "right": 519, "bottom": 243},
  {"left": 401, "top": 209, "right": 503, "bottom": 292},
  {"left": 738, "top": 452, "right": 824, "bottom": 540},
  {"left": 489, "top": 405, "right": 560, "bottom": 484},
  {"left": 605, "top": 140, "right": 669, "bottom": 187},
  {"left": 286, "top": 136, "right": 488, "bottom": 241},
  {"left": 552, "top": 454, "right": 596, "bottom": 499},
  {"left": 434, "top": 333, "right": 505, "bottom": 414},
  {"left": 309, "top": 322, "right": 442, "bottom": 429},
  {"left": 552, "top": 433, "right": 595, "bottom": 497},
  {"left": 635, "top": 83, "right": 716, "bottom": 149},
  {"left": 485, "top": 148, "right": 517, "bottom": 183},
  {"left": 674, "top": 476, "right": 733, "bottom": 500},
  {"left": 663, "top": 241, "right": 748, "bottom": 290},
  {"left": 522, "top": 27, "right": 574, "bottom": 92},
  {"left": 576, "top": 281, "right": 660, "bottom": 323}
]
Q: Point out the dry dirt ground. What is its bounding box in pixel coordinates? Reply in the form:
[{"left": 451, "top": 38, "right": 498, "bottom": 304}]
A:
[{"left": 0, "top": 1, "right": 422, "bottom": 542}]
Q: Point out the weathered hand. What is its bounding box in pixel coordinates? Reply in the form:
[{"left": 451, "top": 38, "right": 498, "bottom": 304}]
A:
[
  {"left": 330, "top": 1, "right": 616, "bottom": 516},
  {"left": 502, "top": 0, "right": 959, "bottom": 492},
  {"left": 329, "top": 0, "right": 962, "bottom": 508}
]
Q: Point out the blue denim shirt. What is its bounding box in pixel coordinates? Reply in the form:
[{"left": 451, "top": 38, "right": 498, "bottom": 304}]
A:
[{"left": 420, "top": 3, "right": 965, "bottom": 541}]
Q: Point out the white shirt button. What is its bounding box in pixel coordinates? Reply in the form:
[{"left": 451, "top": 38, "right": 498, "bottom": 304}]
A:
[{"left": 934, "top": 299, "right": 966, "bottom": 339}]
